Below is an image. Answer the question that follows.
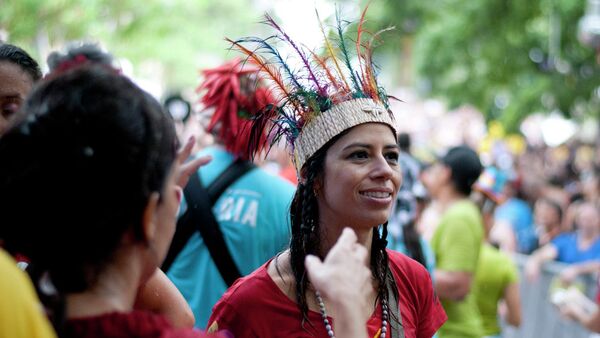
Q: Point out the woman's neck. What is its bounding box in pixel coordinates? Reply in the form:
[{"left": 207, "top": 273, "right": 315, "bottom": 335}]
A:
[
  {"left": 318, "top": 223, "right": 374, "bottom": 260},
  {"left": 65, "top": 251, "right": 144, "bottom": 319},
  {"left": 435, "top": 186, "right": 466, "bottom": 212},
  {"left": 579, "top": 229, "right": 600, "bottom": 247}
]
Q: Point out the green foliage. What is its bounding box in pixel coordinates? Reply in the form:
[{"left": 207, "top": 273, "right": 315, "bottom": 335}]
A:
[
  {"left": 0, "top": 0, "right": 262, "bottom": 89},
  {"left": 373, "top": 0, "right": 600, "bottom": 132}
]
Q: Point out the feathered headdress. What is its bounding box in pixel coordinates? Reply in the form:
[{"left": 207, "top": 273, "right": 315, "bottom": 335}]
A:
[
  {"left": 197, "top": 58, "right": 276, "bottom": 160},
  {"left": 228, "top": 4, "right": 397, "bottom": 174}
]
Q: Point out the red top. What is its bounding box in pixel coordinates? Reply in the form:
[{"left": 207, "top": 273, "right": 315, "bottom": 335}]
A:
[
  {"left": 65, "top": 310, "right": 228, "bottom": 338},
  {"left": 208, "top": 249, "right": 447, "bottom": 338}
]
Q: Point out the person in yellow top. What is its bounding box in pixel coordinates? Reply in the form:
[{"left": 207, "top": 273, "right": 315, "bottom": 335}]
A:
[
  {"left": 0, "top": 248, "right": 56, "bottom": 338},
  {"left": 471, "top": 166, "right": 521, "bottom": 338}
]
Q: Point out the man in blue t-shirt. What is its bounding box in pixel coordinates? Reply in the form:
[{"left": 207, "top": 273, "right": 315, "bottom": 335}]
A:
[{"left": 166, "top": 59, "right": 295, "bottom": 328}]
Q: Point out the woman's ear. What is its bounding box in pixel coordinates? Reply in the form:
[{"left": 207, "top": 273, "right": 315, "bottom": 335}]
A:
[{"left": 142, "top": 192, "right": 161, "bottom": 243}]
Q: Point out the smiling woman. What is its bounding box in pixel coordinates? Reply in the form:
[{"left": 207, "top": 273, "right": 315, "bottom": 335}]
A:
[
  {"left": 319, "top": 123, "right": 401, "bottom": 232},
  {"left": 206, "top": 5, "right": 446, "bottom": 338}
]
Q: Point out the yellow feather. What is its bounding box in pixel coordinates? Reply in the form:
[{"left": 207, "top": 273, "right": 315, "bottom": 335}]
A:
[{"left": 316, "top": 9, "right": 349, "bottom": 91}]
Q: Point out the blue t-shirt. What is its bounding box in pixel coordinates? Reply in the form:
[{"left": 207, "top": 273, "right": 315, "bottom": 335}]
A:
[
  {"left": 551, "top": 232, "right": 600, "bottom": 264},
  {"left": 167, "top": 146, "right": 295, "bottom": 328},
  {"left": 494, "top": 197, "right": 537, "bottom": 254}
]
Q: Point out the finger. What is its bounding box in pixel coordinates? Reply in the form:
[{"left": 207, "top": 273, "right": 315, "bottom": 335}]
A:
[
  {"left": 176, "top": 155, "right": 212, "bottom": 188},
  {"left": 305, "top": 255, "right": 324, "bottom": 283},
  {"left": 176, "top": 136, "right": 196, "bottom": 164},
  {"left": 352, "top": 243, "right": 369, "bottom": 265},
  {"left": 337, "top": 227, "right": 358, "bottom": 247},
  {"left": 183, "top": 155, "right": 212, "bottom": 173}
]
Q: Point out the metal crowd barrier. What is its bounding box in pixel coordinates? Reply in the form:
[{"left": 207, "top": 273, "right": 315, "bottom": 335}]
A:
[{"left": 501, "top": 253, "right": 599, "bottom": 338}]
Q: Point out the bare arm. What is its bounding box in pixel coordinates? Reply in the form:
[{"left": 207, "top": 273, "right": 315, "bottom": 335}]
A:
[
  {"left": 561, "top": 301, "right": 600, "bottom": 332},
  {"left": 503, "top": 282, "right": 521, "bottom": 327},
  {"left": 434, "top": 270, "right": 473, "bottom": 301},
  {"left": 525, "top": 244, "right": 558, "bottom": 282},
  {"left": 490, "top": 220, "right": 517, "bottom": 252},
  {"left": 560, "top": 261, "right": 600, "bottom": 286},
  {"left": 134, "top": 268, "right": 195, "bottom": 328}
]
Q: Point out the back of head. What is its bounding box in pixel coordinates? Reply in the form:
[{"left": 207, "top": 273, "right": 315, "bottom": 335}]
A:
[
  {"left": 442, "top": 145, "right": 483, "bottom": 196},
  {"left": 0, "top": 65, "right": 176, "bottom": 293},
  {"left": 398, "top": 132, "right": 411, "bottom": 152},
  {"left": 0, "top": 43, "right": 42, "bottom": 81},
  {"left": 198, "top": 58, "right": 275, "bottom": 160},
  {"left": 46, "top": 42, "right": 115, "bottom": 74}
]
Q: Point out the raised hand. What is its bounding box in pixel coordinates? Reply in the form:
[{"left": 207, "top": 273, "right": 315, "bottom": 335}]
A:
[
  {"left": 174, "top": 136, "right": 212, "bottom": 189},
  {"left": 305, "top": 228, "right": 371, "bottom": 338}
]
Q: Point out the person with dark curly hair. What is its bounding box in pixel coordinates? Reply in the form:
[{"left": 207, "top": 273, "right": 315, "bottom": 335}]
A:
[{"left": 0, "top": 63, "right": 218, "bottom": 338}]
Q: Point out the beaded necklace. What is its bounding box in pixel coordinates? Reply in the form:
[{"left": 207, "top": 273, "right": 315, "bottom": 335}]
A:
[{"left": 315, "top": 290, "right": 389, "bottom": 338}]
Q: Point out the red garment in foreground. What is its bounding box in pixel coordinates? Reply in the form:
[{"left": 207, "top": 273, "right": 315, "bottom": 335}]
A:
[
  {"left": 65, "top": 310, "right": 229, "bottom": 338},
  {"left": 207, "top": 249, "right": 447, "bottom": 338}
]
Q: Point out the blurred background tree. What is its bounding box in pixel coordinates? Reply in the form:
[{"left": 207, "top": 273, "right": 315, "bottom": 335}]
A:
[
  {"left": 370, "top": 0, "right": 600, "bottom": 132},
  {"left": 0, "top": 0, "right": 262, "bottom": 89},
  {"left": 1, "top": 0, "right": 598, "bottom": 132}
]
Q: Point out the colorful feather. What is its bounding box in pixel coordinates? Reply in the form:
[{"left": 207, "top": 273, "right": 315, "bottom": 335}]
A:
[
  {"left": 316, "top": 9, "right": 350, "bottom": 92},
  {"left": 226, "top": 6, "right": 393, "bottom": 160},
  {"left": 364, "top": 26, "right": 396, "bottom": 101},
  {"left": 356, "top": 2, "right": 371, "bottom": 95},
  {"left": 263, "top": 14, "right": 327, "bottom": 97},
  {"left": 306, "top": 48, "right": 342, "bottom": 92},
  {"left": 236, "top": 36, "right": 305, "bottom": 94},
  {"left": 226, "top": 37, "right": 293, "bottom": 105},
  {"left": 335, "top": 9, "right": 361, "bottom": 95}
]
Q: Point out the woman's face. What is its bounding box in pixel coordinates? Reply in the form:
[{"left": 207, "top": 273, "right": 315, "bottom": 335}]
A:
[
  {"left": 0, "top": 61, "right": 34, "bottom": 135},
  {"left": 534, "top": 200, "right": 561, "bottom": 230},
  {"left": 421, "top": 162, "right": 448, "bottom": 198},
  {"left": 577, "top": 203, "right": 600, "bottom": 235},
  {"left": 318, "top": 123, "right": 401, "bottom": 230}
]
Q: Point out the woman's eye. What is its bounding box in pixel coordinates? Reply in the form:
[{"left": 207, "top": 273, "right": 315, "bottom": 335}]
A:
[
  {"left": 349, "top": 151, "right": 369, "bottom": 160},
  {"left": 1, "top": 102, "right": 20, "bottom": 118},
  {"left": 385, "top": 152, "right": 399, "bottom": 163}
]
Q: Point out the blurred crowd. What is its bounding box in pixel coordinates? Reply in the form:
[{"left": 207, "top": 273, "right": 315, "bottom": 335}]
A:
[{"left": 1, "top": 27, "right": 599, "bottom": 338}]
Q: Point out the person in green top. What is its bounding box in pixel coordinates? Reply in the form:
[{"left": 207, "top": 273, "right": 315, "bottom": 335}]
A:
[
  {"left": 423, "top": 145, "right": 485, "bottom": 338},
  {"left": 474, "top": 244, "right": 520, "bottom": 337},
  {"left": 471, "top": 166, "right": 521, "bottom": 338}
]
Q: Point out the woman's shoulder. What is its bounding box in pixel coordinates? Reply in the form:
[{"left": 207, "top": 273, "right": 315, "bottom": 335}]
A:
[
  {"left": 207, "top": 256, "right": 301, "bottom": 337},
  {"left": 218, "top": 261, "right": 276, "bottom": 305},
  {"left": 386, "top": 249, "right": 431, "bottom": 282}
]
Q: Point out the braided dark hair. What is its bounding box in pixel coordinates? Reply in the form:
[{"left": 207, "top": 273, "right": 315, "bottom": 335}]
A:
[{"left": 289, "top": 129, "right": 399, "bottom": 327}]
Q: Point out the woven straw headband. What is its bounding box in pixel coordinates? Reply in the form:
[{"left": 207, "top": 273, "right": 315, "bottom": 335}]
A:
[{"left": 293, "top": 98, "right": 397, "bottom": 174}]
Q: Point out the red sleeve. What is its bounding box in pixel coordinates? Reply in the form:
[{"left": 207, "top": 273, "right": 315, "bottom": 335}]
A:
[
  {"left": 206, "top": 299, "right": 258, "bottom": 338},
  {"left": 416, "top": 267, "right": 447, "bottom": 338},
  {"left": 387, "top": 250, "right": 447, "bottom": 338}
]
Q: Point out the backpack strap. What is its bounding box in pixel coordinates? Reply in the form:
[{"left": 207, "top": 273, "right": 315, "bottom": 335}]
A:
[
  {"left": 387, "top": 268, "right": 404, "bottom": 338},
  {"left": 161, "top": 158, "right": 255, "bottom": 287}
]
